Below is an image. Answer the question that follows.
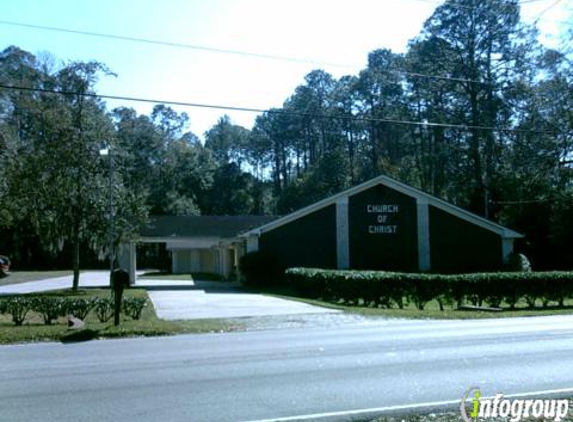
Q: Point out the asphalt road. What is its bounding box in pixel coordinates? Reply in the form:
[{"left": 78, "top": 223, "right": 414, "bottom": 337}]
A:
[{"left": 2, "top": 315, "right": 573, "bottom": 422}]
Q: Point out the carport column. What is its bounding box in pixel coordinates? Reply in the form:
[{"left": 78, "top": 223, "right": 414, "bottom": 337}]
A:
[
  {"left": 190, "top": 250, "right": 201, "bottom": 272},
  {"left": 417, "top": 198, "right": 431, "bottom": 271},
  {"left": 336, "top": 196, "right": 350, "bottom": 269},
  {"left": 217, "top": 248, "right": 224, "bottom": 277},
  {"left": 233, "top": 244, "right": 240, "bottom": 281},
  {"left": 172, "top": 251, "right": 178, "bottom": 273},
  {"left": 215, "top": 248, "right": 229, "bottom": 277},
  {"left": 246, "top": 235, "right": 259, "bottom": 253},
  {"left": 222, "top": 248, "right": 231, "bottom": 278},
  {"left": 502, "top": 237, "right": 514, "bottom": 263},
  {"left": 214, "top": 249, "right": 221, "bottom": 276},
  {"left": 235, "top": 242, "right": 246, "bottom": 281}
]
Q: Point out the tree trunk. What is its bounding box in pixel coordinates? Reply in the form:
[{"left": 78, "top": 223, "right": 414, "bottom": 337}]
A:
[{"left": 72, "top": 232, "right": 80, "bottom": 291}]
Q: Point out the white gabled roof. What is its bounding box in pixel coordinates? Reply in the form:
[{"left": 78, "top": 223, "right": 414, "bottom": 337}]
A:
[{"left": 241, "top": 174, "right": 524, "bottom": 239}]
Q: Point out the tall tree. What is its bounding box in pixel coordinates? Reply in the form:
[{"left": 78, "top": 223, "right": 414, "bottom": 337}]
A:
[
  {"left": 1, "top": 53, "right": 146, "bottom": 288},
  {"left": 419, "top": 0, "right": 538, "bottom": 214},
  {"left": 355, "top": 49, "right": 408, "bottom": 178},
  {"left": 204, "top": 115, "right": 251, "bottom": 168},
  {"left": 203, "top": 163, "right": 256, "bottom": 215}
]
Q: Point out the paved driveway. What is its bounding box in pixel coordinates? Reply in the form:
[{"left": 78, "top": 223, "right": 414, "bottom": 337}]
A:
[
  {"left": 141, "top": 280, "right": 338, "bottom": 320},
  {"left": 0, "top": 272, "right": 338, "bottom": 320}
]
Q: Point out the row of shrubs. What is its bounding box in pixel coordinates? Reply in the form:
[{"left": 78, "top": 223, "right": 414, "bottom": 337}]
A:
[
  {"left": 285, "top": 268, "right": 573, "bottom": 310},
  {"left": 0, "top": 295, "right": 148, "bottom": 326}
]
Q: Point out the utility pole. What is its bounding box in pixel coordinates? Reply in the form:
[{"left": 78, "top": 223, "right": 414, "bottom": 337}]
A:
[{"left": 99, "top": 145, "right": 114, "bottom": 273}]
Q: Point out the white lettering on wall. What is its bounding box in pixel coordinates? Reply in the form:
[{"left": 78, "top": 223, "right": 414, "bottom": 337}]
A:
[
  {"left": 367, "top": 204, "right": 399, "bottom": 234},
  {"left": 367, "top": 204, "right": 399, "bottom": 213},
  {"left": 368, "top": 225, "right": 398, "bottom": 234}
]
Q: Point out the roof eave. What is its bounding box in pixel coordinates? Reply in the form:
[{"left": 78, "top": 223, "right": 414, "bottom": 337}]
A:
[{"left": 240, "top": 174, "right": 525, "bottom": 239}]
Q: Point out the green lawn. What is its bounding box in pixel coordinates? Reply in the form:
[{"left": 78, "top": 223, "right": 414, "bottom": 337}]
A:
[
  {"left": 261, "top": 287, "right": 573, "bottom": 319},
  {"left": 0, "top": 270, "right": 72, "bottom": 287},
  {"left": 0, "top": 288, "right": 240, "bottom": 344},
  {"left": 4, "top": 281, "right": 573, "bottom": 346}
]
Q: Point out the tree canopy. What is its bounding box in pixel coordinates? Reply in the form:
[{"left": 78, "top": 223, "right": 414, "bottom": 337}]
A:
[{"left": 0, "top": 0, "right": 571, "bottom": 272}]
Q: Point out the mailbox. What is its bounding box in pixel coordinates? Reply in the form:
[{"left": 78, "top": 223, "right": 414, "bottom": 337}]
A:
[
  {"left": 110, "top": 268, "right": 130, "bottom": 326},
  {"left": 111, "top": 268, "right": 130, "bottom": 292}
]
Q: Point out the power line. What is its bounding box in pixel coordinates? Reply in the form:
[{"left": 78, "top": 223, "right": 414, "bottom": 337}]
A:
[
  {"left": 533, "top": 0, "right": 565, "bottom": 22},
  {"left": 519, "top": 0, "right": 559, "bottom": 4},
  {"left": 491, "top": 198, "right": 551, "bottom": 204},
  {"left": 0, "top": 19, "right": 548, "bottom": 87},
  {"left": 0, "top": 20, "right": 353, "bottom": 69},
  {"left": 0, "top": 83, "right": 569, "bottom": 136},
  {"left": 0, "top": 19, "right": 479, "bottom": 84}
]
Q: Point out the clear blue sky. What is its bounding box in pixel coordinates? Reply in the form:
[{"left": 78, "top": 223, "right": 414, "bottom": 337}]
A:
[{"left": 1, "top": 0, "right": 570, "bottom": 139}]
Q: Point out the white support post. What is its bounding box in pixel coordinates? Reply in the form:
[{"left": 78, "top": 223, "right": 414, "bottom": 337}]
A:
[
  {"left": 336, "top": 197, "right": 350, "bottom": 269},
  {"left": 233, "top": 245, "right": 240, "bottom": 281},
  {"left": 218, "top": 248, "right": 224, "bottom": 277},
  {"left": 213, "top": 249, "right": 219, "bottom": 275},
  {"left": 222, "top": 248, "right": 231, "bottom": 278},
  {"left": 417, "top": 199, "right": 431, "bottom": 271},
  {"left": 246, "top": 236, "right": 259, "bottom": 253},
  {"left": 235, "top": 242, "right": 246, "bottom": 282},
  {"left": 172, "top": 250, "right": 178, "bottom": 274},
  {"left": 190, "top": 250, "right": 201, "bottom": 272},
  {"left": 502, "top": 238, "right": 514, "bottom": 263}
]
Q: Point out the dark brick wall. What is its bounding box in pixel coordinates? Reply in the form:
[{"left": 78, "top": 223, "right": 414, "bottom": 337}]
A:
[
  {"left": 260, "top": 205, "right": 337, "bottom": 269},
  {"left": 429, "top": 205, "right": 503, "bottom": 273},
  {"left": 348, "top": 185, "right": 418, "bottom": 271}
]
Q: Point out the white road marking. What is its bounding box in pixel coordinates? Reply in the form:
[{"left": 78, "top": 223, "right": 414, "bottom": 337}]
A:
[{"left": 239, "top": 387, "right": 573, "bottom": 422}]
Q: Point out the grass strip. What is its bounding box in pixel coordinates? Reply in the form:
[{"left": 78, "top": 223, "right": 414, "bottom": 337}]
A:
[
  {"left": 0, "top": 288, "right": 241, "bottom": 344},
  {"left": 260, "top": 287, "right": 573, "bottom": 319}
]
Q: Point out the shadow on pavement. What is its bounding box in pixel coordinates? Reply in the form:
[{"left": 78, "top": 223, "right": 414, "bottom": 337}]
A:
[{"left": 135, "top": 280, "right": 248, "bottom": 294}]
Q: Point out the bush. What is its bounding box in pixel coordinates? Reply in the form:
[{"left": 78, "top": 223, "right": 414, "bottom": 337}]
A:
[
  {"left": 122, "top": 297, "right": 147, "bottom": 320},
  {"left": 94, "top": 297, "right": 115, "bottom": 323},
  {"left": 285, "top": 268, "right": 573, "bottom": 311},
  {"left": 5, "top": 297, "right": 32, "bottom": 326},
  {"left": 0, "top": 293, "right": 150, "bottom": 326},
  {"left": 67, "top": 297, "right": 97, "bottom": 320},
  {"left": 31, "top": 296, "right": 67, "bottom": 325},
  {"left": 239, "top": 251, "right": 283, "bottom": 288},
  {"left": 505, "top": 252, "right": 532, "bottom": 272},
  {"left": 409, "top": 274, "right": 443, "bottom": 310}
]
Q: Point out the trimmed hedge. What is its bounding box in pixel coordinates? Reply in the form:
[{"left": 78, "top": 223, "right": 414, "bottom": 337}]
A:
[
  {"left": 31, "top": 297, "right": 68, "bottom": 325},
  {"left": 122, "top": 297, "right": 147, "bottom": 320},
  {"left": 285, "top": 268, "right": 573, "bottom": 310},
  {"left": 0, "top": 294, "right": 148, "bottom": 326},
  {"left": 5, "top": 297, "right": 32, "bottom": 325},
  {"left": 94, "top": 298, "right": 115, "bottom": 323}
]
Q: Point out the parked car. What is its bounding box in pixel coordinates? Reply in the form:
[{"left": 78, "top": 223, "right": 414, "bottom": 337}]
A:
[{"left": 0, "top": 255, "right": 10, "bottom": 277}]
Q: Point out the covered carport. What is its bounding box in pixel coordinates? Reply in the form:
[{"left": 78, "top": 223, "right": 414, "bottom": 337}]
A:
[{"left": 118, "top": 215, "right": 276, "bottom": 284}]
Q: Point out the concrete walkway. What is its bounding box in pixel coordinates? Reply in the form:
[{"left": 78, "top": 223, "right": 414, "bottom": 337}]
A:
[{"left": 0, "top": 272, "right": 338, "bottom": 320}]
